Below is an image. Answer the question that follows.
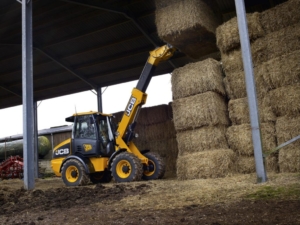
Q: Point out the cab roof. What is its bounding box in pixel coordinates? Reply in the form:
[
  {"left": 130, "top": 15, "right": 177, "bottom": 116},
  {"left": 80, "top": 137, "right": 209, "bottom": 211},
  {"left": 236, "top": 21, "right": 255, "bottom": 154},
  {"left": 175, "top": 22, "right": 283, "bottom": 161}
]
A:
[{"left": 65, "top": 111, "right": 113, "bottom": 122}]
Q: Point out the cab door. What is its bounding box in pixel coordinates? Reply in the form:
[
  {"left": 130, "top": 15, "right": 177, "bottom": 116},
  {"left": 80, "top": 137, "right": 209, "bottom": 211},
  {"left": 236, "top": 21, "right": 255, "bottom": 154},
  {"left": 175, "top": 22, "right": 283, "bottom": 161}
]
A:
[{"left": 72, "top": 115, "right": 100, "bottom": 156}]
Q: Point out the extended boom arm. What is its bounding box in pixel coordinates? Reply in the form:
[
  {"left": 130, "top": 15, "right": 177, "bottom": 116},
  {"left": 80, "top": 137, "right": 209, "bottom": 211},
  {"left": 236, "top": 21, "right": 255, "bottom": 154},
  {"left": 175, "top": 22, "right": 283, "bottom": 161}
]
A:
[{"left": 115, "top": 44, "right": 176, "bottom": 163}]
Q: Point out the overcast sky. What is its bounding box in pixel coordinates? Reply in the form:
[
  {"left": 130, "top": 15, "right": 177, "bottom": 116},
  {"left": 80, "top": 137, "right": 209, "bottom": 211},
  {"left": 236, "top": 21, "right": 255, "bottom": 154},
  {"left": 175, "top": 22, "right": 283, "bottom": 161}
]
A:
[{"left": 0, "top": 74, "right": 172, "bottom": 138}]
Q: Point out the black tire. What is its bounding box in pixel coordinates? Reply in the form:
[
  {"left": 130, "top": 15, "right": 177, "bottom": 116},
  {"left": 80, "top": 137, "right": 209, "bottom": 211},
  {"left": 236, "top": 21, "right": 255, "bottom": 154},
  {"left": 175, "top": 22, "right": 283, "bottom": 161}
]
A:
[
  {"left": 61, "top": 159, "right": 89, "bottom": 186},
  {"left": 111, "top": 152, "right": 143, "bottom": 183},
  {"left": 90, "top": 170, "right": 112, "bottom": 184},
  {"left": 142, "top": 152, "right": 165, "bottom": 180}
]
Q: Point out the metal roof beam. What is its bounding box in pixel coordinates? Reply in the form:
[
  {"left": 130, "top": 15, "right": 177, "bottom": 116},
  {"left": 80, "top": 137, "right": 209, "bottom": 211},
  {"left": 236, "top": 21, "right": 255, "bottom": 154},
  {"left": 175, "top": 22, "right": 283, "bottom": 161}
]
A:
[
  {"left": 0, "top": 85, "right": 22, "bottom": 97},
  {"left": 60, "top": 0, "right": 176, "bottom": 69},
  {"left": 34, "top": 46, "right": 98, "bottom": 90}
]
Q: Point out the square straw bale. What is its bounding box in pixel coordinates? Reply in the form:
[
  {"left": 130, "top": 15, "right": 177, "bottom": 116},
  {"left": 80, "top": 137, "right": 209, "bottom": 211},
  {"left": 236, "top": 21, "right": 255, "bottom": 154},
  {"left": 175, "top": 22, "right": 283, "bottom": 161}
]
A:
[
  {"left": 142, "top": 138, "right": 179, "bottom": 178},
  {"left": 143, "top": 120, "right": 176, "bottom": 142},
  {"left": 220, "top": 37, "right": 268, "bottom": 73},
  {"left": 279, "top": 146, "right": 300, "bottom": 172},
  {"left": 172, "top": 92, "right": 230, "bottom": 131},
  {"left": 216, "top": 12, "right": 264, "bottom": 54},
  {"left": 226, "top": 123, "right": 277, "bottom": 156},
  {"left": 224, "top": 69, "right": 268, "bottom": 100},
  {"left": 235, "top": 155, "right": 278, "bottom": 174},
  {"left": 144, "top": 104, "right": 169, "bottom": 125},
  {"left": 155, "top": 0, "right": 220, "bottom": 59},
  {"left": 176, "top": 149, "right": 236, "bottom": 180},
  {"left": 260, "top": 50, "right": 300, "bottom": 90},
  {"left": 221, "top": 23, "right": 300, "bottom": 74},
  {"left": 171, "top": 58, "right": 225, "bottom": 100},
  {"left": 228, "top": 97, "right": 276, "bottom": 125},
  {"left": 275, "top": 115, "right": 300, "bottom": 148},
  {"left": 266, "top": 84, "right": 300, "bottom": 117},
  {"left": 176, "top": 125, "right": 228, "bottom": 156},
  {"left": 167, "top": 102, "right": 173, "bottom": 120},
  {"left": 261, "top": 0, "right": 300, "bottom": 34}
]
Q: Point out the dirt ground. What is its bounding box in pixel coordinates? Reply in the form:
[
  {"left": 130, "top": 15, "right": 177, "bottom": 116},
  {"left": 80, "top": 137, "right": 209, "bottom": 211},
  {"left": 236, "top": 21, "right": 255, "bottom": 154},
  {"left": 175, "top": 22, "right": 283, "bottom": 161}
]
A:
[{"left": 0, "top": 173, "right": 300, "bottom": 225}]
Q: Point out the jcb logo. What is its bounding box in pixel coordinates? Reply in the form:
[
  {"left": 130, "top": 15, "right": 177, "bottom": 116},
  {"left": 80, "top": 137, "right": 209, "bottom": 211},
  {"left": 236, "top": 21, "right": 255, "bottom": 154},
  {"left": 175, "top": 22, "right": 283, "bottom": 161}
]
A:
[
  {"left": 126, "top": 97, "right": 136, "bottom": 116},
  {"left": 83, "top": 144, "right": 92, "bottom": 151},
  {"left": 55, "top": 148, "right": 69, "bottom": 156}
]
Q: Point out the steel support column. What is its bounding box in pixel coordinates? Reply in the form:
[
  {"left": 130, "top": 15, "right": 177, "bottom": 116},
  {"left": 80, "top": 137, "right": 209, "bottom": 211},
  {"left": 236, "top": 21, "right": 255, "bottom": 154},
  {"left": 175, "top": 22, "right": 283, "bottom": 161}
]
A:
[
  {"left": 97, "top": 87, "right": 103, "bottom": 112},
  {"left": 234, "top": 0, "right": 267, "bottom": 183},
  {"left": 22, "top": 0, "right": 35, "bottom": 190},
  {"left": 34, "top": 101, "right": 39, "bottom": 178}
]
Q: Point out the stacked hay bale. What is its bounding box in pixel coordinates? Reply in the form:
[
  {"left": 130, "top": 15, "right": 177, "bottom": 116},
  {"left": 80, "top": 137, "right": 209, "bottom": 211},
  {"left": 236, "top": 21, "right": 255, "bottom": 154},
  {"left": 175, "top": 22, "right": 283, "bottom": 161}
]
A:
[
  {"left": 155, "top": 0, "right": 221, "bottom": 59},
  {"left": 171, "top": 59, "right": 236, "bottom": 180},
  {"left": 113, "top": 104, "right": 178, "bottom": 178},
  {"left": 216, "top": 0, "right": 300, "bottom": 173}
]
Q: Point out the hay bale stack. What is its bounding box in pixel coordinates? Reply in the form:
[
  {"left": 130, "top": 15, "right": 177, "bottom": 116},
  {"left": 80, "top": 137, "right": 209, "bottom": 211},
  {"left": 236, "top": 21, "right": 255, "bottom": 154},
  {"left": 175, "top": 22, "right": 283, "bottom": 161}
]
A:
[
  {"left": 140, "top": 120, "right": 176, "bottom": 142},
  {"left": 176, "top": 126, "right": 228, "bottom": 156},
  {"left": 261, "top": 50, "right": 300, "bottom": 90},
  {"left": 139, "top": 138, "right": 179, "bottom": 178},
  {"left": 278, "top": 147, "right": 300, "bottom": 172},
  {"left": 172, "top": 91, "right": 229, "bottom": 131},
  {"left": 171, "top": 59, "right": 225, "bottom": 100},
  {"left": 261, "top": 0, "right": 300, "bottom": 34},
  {"left": 226, "top": 123, "right": 277, "bottom": 156},
  {"left": 216, "top": 12, "right": 264, "bottom": 54},
  {"left": 155, "top": 0, "right": 220, "bottom": 59},
  {"left": 236, "top": 155, "right": 278, "bottom": 174},
  {"left": 113, "top": 104, "right": 178, "bottom": 178},
  {"left": 228, "top": 97, "right": 276, "bottom": 125},
  {"left": 275, "top": 116, "right": 300, "bottom": 148},
  {"left": 266, "top": 84, "right": 300, "bottom": 117},
  {"left": 223, "top": 69, "right": 268, "bottom": 100},
  {"left": 221, "top": 23, "right": 300, "bottom": 74},
  {"left": 176, "top": 149, "right": 236, "bottom": 180}
]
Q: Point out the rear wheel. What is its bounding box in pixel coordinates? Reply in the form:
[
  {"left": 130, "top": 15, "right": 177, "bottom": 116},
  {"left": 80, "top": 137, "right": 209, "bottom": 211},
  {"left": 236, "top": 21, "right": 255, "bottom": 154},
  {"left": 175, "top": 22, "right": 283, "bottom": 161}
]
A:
[
  {"left": 90, "top": 170, "right": 112, "bottom": 184},
  {"left": 111, "top": 152, "right": 143, "bottom": 182},
  {"left": 61, "top": 159, "right": 89, "bottom": 186},
  {"left": 142, "top": 152, "right": 165, "bottom": 180}
]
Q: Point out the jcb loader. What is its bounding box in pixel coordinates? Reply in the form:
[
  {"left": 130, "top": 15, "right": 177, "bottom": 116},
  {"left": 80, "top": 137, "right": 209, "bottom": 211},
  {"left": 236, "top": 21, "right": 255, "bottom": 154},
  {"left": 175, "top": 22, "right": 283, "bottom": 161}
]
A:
[{"left": 51, "top": 44, "right": 176, "bottom": 186}]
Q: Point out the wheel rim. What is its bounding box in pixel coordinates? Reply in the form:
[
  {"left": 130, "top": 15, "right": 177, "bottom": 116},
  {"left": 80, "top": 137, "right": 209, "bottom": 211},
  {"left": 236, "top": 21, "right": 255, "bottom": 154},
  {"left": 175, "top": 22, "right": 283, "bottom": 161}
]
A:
[
  {"left": 144, "top": 160, "right": 155, "bottom": 177},
  {"left": 116, "top": 160, "right": 131, "bottom": 179},
  {"left": 66, "top": 165, "right": 79, "bottom": 182}
]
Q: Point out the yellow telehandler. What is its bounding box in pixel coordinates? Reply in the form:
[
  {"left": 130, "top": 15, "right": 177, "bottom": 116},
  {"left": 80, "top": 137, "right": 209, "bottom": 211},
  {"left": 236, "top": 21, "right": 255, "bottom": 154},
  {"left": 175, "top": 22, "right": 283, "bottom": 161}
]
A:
[{"left": 51, "top": 44, "right": 176, "bottom": 186}]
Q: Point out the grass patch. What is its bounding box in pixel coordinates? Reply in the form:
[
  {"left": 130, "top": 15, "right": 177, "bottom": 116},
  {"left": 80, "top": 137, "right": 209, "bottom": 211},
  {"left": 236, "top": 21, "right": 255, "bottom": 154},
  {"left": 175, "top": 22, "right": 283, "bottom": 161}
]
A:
[{"left": 246, "top": 184, "right": 300, "bottom": 200}]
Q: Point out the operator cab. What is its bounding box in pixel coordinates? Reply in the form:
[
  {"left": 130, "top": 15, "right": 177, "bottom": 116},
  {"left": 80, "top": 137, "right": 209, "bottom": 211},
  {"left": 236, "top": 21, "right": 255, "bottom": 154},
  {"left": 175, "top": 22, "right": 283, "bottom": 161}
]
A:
[{"left": 66, "top": 112, "right": 116, "bottom": 157}]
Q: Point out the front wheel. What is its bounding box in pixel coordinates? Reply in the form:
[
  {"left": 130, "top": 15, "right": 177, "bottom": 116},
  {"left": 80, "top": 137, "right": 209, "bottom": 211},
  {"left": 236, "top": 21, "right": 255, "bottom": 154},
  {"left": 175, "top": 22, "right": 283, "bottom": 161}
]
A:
[
  {"left": 61, "top": 159, "right": 89, "bottom": 186},
  {"left": 142, "top": 152, "right": 165, "bottom": 180},
  {"left": 111, "top": 152, "right": 143, "bottom": 183}
]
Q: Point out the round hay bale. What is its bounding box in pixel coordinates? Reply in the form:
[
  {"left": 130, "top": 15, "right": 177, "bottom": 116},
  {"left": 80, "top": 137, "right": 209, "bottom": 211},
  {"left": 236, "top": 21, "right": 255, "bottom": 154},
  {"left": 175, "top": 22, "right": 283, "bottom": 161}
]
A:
[
  {"left": 176, "top": 125, "right": 228, "bottom": 156},
  {"left": 275, "top": 115, "right": 300, "bottom": 148},
  {"left": 172, "top": 92, "right": 230, "bottom": 131},
  {"left": 279, "top": 146, "right": 300, "bottom": 172},
  {"left": 216, "top": 12, "right": 264, "bottom": 54},
  {"left": 261, "top": 0, "right": 300, "bottom": 34},
  {"left": 235, "top": 155, "right": 278, "bottom": 174},
  {"left": 266, "top": 84, "right": 300, "bottom": 117},
  {"left": 171, "top": 58, "right": 225, "bottom": 100},
  {"left": 224, "top": 69, "right": 268, "bottom": 100},
  {"left": 226, "top": 123, "right": 277, "bottom": 156},
  {"left": 143, "top": 120, "right": 176, "bottom": 142},
  {"left": 228, "top": 97, "right": 276, "bottom": 125},
  {"left": 261, "top": 49, "right": 300, "bottom": 90},
  {"left": 176, "top": 149, "right": 236, "bottom": 180},
  {"left": 155, "top": 0, "right": 220, "bottom": 59}
]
